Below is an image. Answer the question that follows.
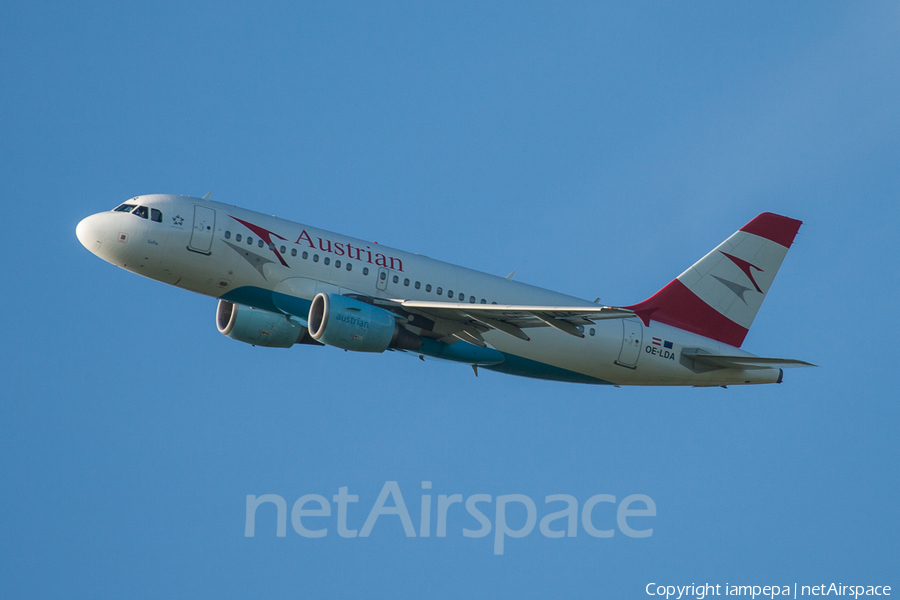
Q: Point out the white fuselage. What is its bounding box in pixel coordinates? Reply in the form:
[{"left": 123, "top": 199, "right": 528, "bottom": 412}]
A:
[{"left": 76, "top": 194, "right": 778, "bottom": 386}]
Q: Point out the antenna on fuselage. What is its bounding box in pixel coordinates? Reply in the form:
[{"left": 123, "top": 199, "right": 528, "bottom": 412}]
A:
[
  {"left": 202, "top": 191, "right": 212, "bottom": 200},
  {"left": 505, "top": 271, "right": 516, "bottom": 280}
]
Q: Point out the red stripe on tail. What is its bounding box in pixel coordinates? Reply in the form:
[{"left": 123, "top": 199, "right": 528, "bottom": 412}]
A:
[
  {"left": 625, "top": 280, "right": 749, "bottom": 347},
  {"left": 740, "top": 213, "right": 803, "bottom": 248}
]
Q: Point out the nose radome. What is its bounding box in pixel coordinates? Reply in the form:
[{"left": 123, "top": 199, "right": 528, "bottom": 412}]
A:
[{"left": 76, "top": 213, "right": 106, "bottom": 253}]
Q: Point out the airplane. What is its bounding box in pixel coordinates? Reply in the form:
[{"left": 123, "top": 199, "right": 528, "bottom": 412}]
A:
[{"left": 76, "top": 194, "right": 814, "bottom": 386}]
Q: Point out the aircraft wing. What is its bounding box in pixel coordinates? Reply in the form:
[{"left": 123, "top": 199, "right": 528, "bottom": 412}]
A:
[
  {"left": 365, "top": 298, "right": 635, "bottom": 345},
  {"left": 681, "top": 349, "right": 816, "bottom": 370}
]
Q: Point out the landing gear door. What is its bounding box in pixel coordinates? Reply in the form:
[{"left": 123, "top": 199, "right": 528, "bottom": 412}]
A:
[
  {"left": 376, "top": 267, "right": 389, "bottom": 292},
  {"left": 616, "top": 318, "right": 643, "bottom": 369},
  {"left": 189, "top": 205, "right": 216, "bottom": 254}
]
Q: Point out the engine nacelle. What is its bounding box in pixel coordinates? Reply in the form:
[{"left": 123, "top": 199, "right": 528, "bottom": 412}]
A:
[
  {"left": 216, "top": 300, "right": 317, "bottom": 348},
  {"left": 308, "top": 292, "right": 421, "bottom": 353}
]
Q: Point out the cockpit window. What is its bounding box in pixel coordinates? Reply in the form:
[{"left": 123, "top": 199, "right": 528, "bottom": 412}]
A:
[{"left": 114, "top": 203, "right": 153, "bottom": 219}]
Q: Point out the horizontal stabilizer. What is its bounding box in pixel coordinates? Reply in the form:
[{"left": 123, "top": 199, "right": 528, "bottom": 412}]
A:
[{"left": 682, "top": 349, "right": 816, "bottom": 370}]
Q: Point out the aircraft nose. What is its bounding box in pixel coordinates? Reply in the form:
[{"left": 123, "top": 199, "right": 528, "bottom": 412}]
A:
[{"left": 76, "top": 213, "right": 106, "bottom": 253}]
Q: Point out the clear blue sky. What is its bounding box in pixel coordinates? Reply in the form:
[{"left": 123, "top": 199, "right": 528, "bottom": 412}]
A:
[{"left": 1, "top": 2, "right": 897, "bottom": 597}]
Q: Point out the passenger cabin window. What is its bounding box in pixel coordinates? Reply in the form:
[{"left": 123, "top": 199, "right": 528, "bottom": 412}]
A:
[
  {"left": 393, "top": 275, "right": 399, "bottom": 284},
  {"left": 291, "top": 249, "right": 297, "bottom": 257},
  {"left": 436, "top": 287, "right": 442, "bottom": 295},
  {"left": 150, "top": 208, "right": 162, "bottom": 222},
  {"left": 335, "top": 260, "right": 341, "bottom": 268},
  {"left": 363, "top": 267, "right": 369, "bottom": 275},
  {"left": 236, "top": 234, "right": 242, "bottom": 242},
  {"left": 426, "top": 284, "right": 432, "bottom": 292},
  {"left": 415, "top": 282, "right": 421, "bottom": 289},
  {"left": 404, "top": 278, "right": 410, "bottom": 286},
  {"left": 323, "top": 257, "right": 330, "bottom": 265},
  {"left": 225, "top": 231, "right": 231, "bottom": 239},
  {"left": 346, "top": 263, "right": 352, "bottom": 271}
]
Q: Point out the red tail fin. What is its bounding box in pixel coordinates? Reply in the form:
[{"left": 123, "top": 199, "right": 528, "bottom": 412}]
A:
[{"left": 625, "top": 213, "right": 802, "bottom": 347}]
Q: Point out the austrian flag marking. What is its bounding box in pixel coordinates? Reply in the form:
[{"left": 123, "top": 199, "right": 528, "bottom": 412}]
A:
[{"left": 646, "top": 337, "right": 676, "bottom": 360}]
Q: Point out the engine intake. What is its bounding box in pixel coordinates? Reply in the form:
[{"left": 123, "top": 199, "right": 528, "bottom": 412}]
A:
[
  {"left": 216, "top": 300, "right": 319, "bottom": 348},
  {"left": 308, "top": 292, "right": 421, "bottom": 353}
]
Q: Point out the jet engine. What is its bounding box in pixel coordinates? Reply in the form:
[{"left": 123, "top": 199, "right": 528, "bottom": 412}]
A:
[
  {"left": 216, "top": 300, "right": 318, "bottom": 348},
  {"left": 308, "top": 292, "right": 421, "bottom": 353}
]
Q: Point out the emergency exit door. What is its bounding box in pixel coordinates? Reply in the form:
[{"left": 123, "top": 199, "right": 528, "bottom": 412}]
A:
[{"left": 616, "top": 319, "right": 643, "bottom": 368}]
